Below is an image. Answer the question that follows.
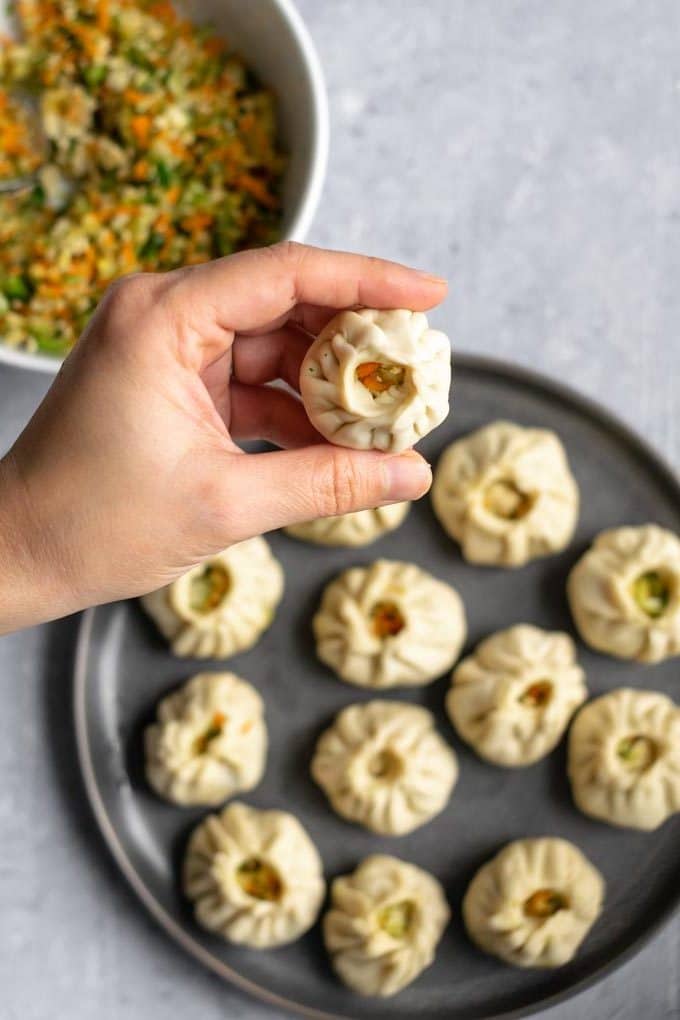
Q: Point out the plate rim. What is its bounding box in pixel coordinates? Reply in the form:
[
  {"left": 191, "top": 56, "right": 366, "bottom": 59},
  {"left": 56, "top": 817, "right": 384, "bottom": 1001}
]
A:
[{"left": 73, "top": 351, "right": 680, "bottom": 1020}]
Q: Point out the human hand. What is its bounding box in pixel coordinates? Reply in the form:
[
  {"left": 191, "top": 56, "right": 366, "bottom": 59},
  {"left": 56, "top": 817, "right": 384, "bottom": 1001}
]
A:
[{"left": 0, "top": 242, "right": 447, "bottom": 633}]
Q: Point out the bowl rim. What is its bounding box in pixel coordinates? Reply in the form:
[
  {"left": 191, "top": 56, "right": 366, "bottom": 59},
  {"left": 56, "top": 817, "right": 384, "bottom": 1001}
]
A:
[{"left": 0, "top": 0, "right": 329, "bottom": 375}]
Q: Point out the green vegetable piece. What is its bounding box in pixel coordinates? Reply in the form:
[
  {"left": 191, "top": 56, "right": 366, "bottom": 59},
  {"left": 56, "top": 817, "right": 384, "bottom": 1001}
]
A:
[
  {"left": 155, "top": 160, "right": 173, "bottom": 188},
  {"left": 378, "top": 900, "right": 415, "bottom": 939},
  {"left": 83, "top": 65, "right": 107, "bottom": 88},
  {"left": 137, "top": 231, "right": 166, "bottom": 260},
  {"left": 631, "top": 571, "right": 670, "bottom": 618},
  {"left": 617, "top": 735, "right": 657, "bottom": 772},
  {"left": 2, "top": 275, "right": 32, "bottom": 301}
]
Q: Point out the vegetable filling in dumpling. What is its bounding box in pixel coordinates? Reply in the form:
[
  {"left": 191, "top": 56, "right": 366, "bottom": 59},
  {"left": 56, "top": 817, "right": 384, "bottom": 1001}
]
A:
[{"left": 189, "top": 564, "right": 231, "bottom": 615}]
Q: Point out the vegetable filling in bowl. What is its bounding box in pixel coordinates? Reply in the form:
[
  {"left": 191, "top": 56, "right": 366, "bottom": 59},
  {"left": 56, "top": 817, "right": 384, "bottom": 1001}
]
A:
[{"left": 0, "top": 0, "right": 285, "bottom": 355}]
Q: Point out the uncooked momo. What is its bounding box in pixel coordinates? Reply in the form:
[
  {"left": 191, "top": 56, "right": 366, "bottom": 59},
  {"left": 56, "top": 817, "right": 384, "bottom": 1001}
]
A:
[
  {"left": 447, "top": 625, "right": 587, "bottom": 766},
  {"left": 141, "top": 537, "right": 284, "bottom": 658},
  {"left": 568, "top": 688, "right": 680, "bottom": 830},
  {"left": 311, "top": 701, "right": 458, "bottom": 835},
  {"left": 183, "top": 802, "right": 325, "bottom": 948},
  {"left": 323, "top": 855, "right": 450, "bottom": 996},
  {"left": 144, "top": 672, "right": 267, "bottom": 806},
  {"left": 463, "top": 837, "right": 604, "bottom": 968},
  {"left": 299, "top": 308, "right": 451, "bottom": 453},
  {"left": 313, "top": 559, "right": 467, "bottom": 688},
  {"left": 285, "top": 501, "right": 409, "bottom": 547},
  {"left": 567, "top": 524, "right": 680, "bottom": 663},
  {"left": 431, "top": 421, "right": 579, "bottom": 566}
]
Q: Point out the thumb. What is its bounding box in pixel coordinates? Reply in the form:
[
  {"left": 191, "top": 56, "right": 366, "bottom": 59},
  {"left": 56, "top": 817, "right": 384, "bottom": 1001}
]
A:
[{"left": 213, "top": 445, "right": 432, "bottom": 543}]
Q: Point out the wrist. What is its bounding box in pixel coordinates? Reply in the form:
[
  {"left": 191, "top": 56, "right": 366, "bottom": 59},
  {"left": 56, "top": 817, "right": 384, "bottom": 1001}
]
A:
[{"left": 0, "top": 451, "right": 79, "bottom": 634}]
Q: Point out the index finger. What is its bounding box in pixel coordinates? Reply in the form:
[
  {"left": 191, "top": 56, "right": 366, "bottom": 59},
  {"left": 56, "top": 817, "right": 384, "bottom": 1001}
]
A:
[{"left": 172, "top": 242, "right": 448, "bottom": 364}]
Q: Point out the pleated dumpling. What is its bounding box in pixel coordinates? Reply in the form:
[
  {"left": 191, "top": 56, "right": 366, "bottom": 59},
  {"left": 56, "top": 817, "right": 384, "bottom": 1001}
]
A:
[
  {"left": 567, "top": 524, "right": 680, "bottom": 663},
  {"left": 183, "top": 802, "right": 325, "bottom": 948},
  {"left": 323, "top": 855, "right": 450, "bottom": 996},
  {"left": 311, "top": 701, "right": 458, "bottom": 835},
  {"left": 447, "top": 625, "right": 587, "bottom": 766},
  {"left": 313, "top": 559, "right": 467, "bottom": 688},
  {"left": 463, "top": 838, "right": 604, "bottom": 968},
  {"left": 141, "top": 537, "right": 284, "bottom": 658},
  {"left": 285, "top": 502, "right": 409, "bottom": 547},
  {"left": 568, "top": 688, "right": 680, "bottom": 830},
  {"left": 431, "top": 421, "right": 579, "bottom": 566},
  {"left": 299, "top": 308, "right": 451, "bottom": 453},
  {"left": 144, "top": 672, "right": 267, "bottom": 806}
]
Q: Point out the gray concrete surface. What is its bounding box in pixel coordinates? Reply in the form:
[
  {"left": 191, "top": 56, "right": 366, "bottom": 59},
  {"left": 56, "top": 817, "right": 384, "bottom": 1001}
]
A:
[{"left": 1, "top": 1, "right": 679, "bottom": 1017}]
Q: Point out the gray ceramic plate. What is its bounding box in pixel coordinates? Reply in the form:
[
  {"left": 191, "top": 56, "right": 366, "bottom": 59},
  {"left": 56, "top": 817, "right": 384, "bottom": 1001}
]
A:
[{"left": 74, "top": 354, "right": 680, "bottom": 1020}]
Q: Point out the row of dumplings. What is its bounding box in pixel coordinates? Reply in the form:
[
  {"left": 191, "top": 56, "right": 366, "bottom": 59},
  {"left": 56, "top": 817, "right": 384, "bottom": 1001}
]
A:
[
  {"left": 144, "top": 421, "right": 680, "bottom": 668},
  {"left": 145, "top": 653, "right": 680, "bottom": 836},
  {"left": 185, "top": 801, "right": 603, "bottom": 995}
]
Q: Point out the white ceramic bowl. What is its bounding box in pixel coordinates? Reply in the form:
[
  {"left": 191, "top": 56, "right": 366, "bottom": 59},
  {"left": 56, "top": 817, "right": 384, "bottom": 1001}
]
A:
[{"left": 0, "top": 0, "right": 329, "bottom": 373}]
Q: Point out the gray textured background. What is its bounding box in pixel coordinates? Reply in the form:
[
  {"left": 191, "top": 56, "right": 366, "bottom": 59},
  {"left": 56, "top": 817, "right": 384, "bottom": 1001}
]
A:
[{"left": 1, "top": 1, "right": 679, "bottom": 1017}]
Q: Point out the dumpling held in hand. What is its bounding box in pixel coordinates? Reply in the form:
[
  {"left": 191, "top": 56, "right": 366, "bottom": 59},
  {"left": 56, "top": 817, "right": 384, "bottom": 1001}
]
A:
[{"left": 299, "top": 308, "right": 451, "bottom": 453}]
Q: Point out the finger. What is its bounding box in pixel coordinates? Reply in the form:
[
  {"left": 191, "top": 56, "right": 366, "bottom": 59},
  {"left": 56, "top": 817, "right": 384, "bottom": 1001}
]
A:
[
  {"left": 209, "top": 445, "right": 432, "bottom": 542},
  {"left": 237, "top": 303, "right": 359, "bottom": 339},
  {"left": 170, "top": 242, "right": 448, "bottom": 366},
  {"left": 231, "top": 324, "right": 312, "bottom": 391},
  {"left": 229, "top": 383, "right": 322, "bottom": 448}
]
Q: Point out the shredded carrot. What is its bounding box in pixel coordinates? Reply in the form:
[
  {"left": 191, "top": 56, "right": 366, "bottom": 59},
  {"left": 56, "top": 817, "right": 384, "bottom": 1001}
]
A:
[
  {"left": 130, "top": 115, "right": 152, "bottom": 148},
  {"left": 235, "top": 173, "right": 279, "bottom": 210}
]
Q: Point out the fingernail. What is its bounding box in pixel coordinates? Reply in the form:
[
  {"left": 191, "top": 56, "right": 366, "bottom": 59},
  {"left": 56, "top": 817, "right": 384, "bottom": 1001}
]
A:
[{"left": 383, "top": 453, "right": 432, "bottom": 501}]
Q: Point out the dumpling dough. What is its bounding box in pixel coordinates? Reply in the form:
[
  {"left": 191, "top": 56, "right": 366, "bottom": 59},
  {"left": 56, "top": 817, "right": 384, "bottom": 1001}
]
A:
[
  {"left": 141, "top": 537, "right": 284, "bottom": 658},
  {"left": 144, "top": 672, "right": 267, "bottom": 806},
  {"left": 447, "top": 625, "right": 587, "bottom": 767},
  {"left": 431, "top": 421, "right": 579, "bottom": 567},
  {"left": 285, "top": 502, "right": 409, "bottom": 547},
  {"left": 568, "top": 688, "right": 680, "bottom": 830},
  {"left": 313, "top": 559, "right": 467, "bottom": 688},
  {"left": 463, "top": 838, "right": 604, "bottom": 968},
  {"left": 311, "top": 701, "right": 458, "bottom": 835},
  {"left": 567, "top": 524, "right": 680, "bottom": 663},
  {"left": 299, "top": 308, "right": 451, "bottom": 453},
  {"left": 183, "top": 802, "right": 325, "bottom": 948},
  {"left": 323, "top": 855, "right": 450, "bottom": 996}
]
